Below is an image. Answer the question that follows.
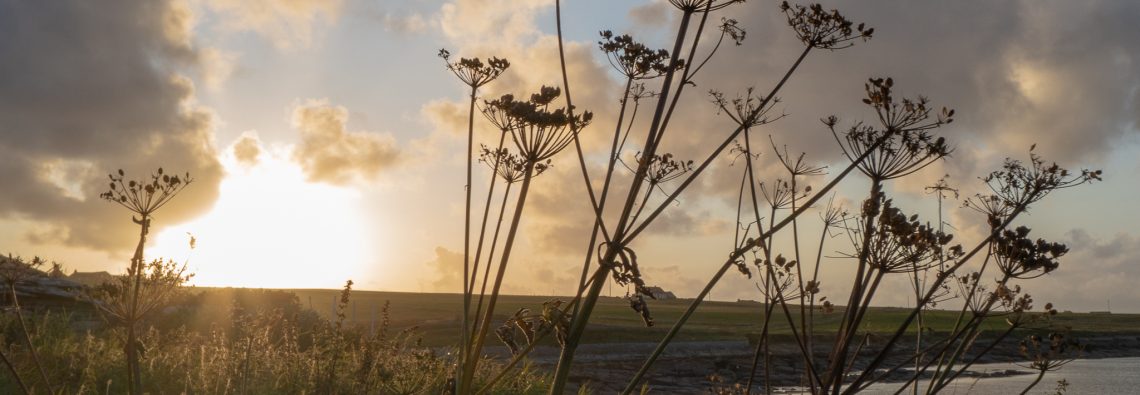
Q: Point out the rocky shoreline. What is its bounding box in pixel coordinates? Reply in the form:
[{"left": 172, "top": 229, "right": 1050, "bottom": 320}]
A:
[{"left": 491, "top": 333, "right": 1140, "bottom": 393}]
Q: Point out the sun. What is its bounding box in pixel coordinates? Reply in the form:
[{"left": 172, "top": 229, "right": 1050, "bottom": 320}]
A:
[{"left": 149, "top": 146, "right": 372, "bottom": 289}]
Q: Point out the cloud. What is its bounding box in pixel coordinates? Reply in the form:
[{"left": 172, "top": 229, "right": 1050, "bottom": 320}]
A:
[
  {"left": 231, "top": 132, "right": 262, "bottom": 166},
  {"left": 291, "top": 99, "right": 401, "bottom": 185},
  {"left": 1025, "top": 229, "right": 1140, "bottom": 313},
  {"left": 423, "top": 246, "right": 463, "bottom": 292},
  {"left": 628, "top": 0, "right": 671, "bottom": 29},
  {"left": 0, "top": 0, "right": 223, "bottom": 252},
  {"left": 380, "top": 12, "right": 431, "bottom": 34},
  {"left": 203, "top": 0, "right": 341, "bottom": 49},
  {"left": 438, "top": 0, "right": 551, "bottom": 49},
  {"left": 198, "top": 47, "right": 237, "bottom": 91}
]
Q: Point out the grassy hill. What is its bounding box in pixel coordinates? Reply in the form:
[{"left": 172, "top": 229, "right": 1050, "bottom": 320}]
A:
[{"left": 217, "top": 288, "right": 1140, "bottom": 347}]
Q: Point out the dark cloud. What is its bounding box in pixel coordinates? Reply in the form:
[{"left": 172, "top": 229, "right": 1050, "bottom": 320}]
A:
[
  {"left": 291, "top": 100, "right": 401, "bottom": 185},
  {"left": 0, "top": 0, "right": 223, "bottom": 252}
]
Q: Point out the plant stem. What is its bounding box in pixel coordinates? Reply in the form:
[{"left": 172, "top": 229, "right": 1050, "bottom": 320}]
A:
[
  {"left": 126, "top": 213, "right": 150, "bottom": 395},
  {"left": 1020, "top": 369, "right": 1047, "bottom": 395},
  {"left": 573, "top": 77, "right": 636, "bottom": 317},
  {"left": 843, "top": 205, "right": 1030, "bottom": 393},
  {"left": 471, "top": 180, "right": 514, "bottom": 343},
  {"left": 467, "top": 132, "right": 508, "bottom": 346},
  {"left": 462, "top": 163, "right": 535, "bottom": 392},
  {"left": 826, "top": 179, "right": 882, "bottom": 394},
  {"left": 458, "top": 84, "right": 478, "bottom": 393},
  {"left": 621, "top": 132, "right": 889, "bottom": 394},
  {"left": 624, "top": 44, "right": 814, "bottom": 242},
  {"left": 550, "top": 7, "right": 696, "bottom": 393}
]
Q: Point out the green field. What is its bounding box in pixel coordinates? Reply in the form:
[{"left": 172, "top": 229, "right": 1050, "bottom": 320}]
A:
[{"left": 229, "top": 288, "right": 1140, "bottom": 347}]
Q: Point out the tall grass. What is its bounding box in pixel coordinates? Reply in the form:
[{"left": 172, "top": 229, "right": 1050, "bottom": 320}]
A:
[{"left": 0, "top": 284, "right": 549, "bottom": 394}]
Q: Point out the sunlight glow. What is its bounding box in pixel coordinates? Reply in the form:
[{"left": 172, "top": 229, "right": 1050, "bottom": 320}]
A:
[{"left": 150, "top": 146, "right": 372, "bottom": 289}]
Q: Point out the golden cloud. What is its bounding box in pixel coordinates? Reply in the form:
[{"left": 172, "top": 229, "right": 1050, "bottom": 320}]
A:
[{"left": 291, "top": 100, "right": 401, "bottom": 185}]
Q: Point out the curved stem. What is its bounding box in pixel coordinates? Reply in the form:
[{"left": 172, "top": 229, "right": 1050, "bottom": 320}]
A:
[{"left": 1019, "top": 369, "right": 1047, "bottom": 395}]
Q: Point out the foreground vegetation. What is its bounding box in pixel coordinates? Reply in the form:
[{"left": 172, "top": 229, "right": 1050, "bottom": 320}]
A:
[
  {"left": 5, "top": 283, "right": 1132, "bottom": 394},
  {"left": 0, "top": 283, "right": 549, "bottom": 394}
]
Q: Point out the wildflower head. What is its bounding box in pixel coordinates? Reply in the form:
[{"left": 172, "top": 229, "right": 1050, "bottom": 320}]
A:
[
  {"left": 100, "top": 168, "right": 192, "bottom": 217},
  {"left": 847, "top": 198, "right": 961, "bottom": 274},
  {"left": 781, "top": 2, "right": 873, "bottom": 49},
  {"left": 668, "top": 0, "right": 743, "bottom": 13},
  {"left": 598, "top": 31, "right": 678, "bottom": 80},
  {"left": 829, "top": 78, "right": 954, "bottom": 181},
  {"left": 760, "top": 179, "right": 797, "bottom": 211},
  {"left": 1018, "top": 332, "right": 1083, "bottom": 372},
  {"left": 771, "top": 136, "right": 827, "bottom": 178},
  {"left": 637, "top": 152, "right": 693, "bottom": 185},
  {"left": 991, "top": 226, "right": 1068, "bottom": 279},
  {"left": 479, "top": 146, "right": 549, "bottom": 184},
  {"left": 480, "top": 94, "right": 519, "bottom": 133},
  {"left": 982, "top": 147, "right": 1102, "bottom": 210},
  {"left": 711, "top": 87, "right": 783, "bottom": 128},
  {"left": 506, "top": 86, "right": 593, "bottom": 163},
  {"left": 439, "top": 48, "right": 510, "bottom": 89}
]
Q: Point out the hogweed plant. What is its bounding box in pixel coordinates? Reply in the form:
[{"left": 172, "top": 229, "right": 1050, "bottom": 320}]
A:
[
  {"left": 456, "top": 85, "right": 592, "bottom": 393},
  {"left": 97, "top": 167, "right": 192, "bottom": 395},
  {"left": 439, "top": 49, "right": 510, "bottom": 392},
  {"left": 436, "top": 2, "right": 1104, "bottom": 394}
]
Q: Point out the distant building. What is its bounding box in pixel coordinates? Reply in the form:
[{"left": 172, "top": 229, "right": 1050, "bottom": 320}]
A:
[
  {"left": 68, "top": 270, "right": 116, "bottom": 287},
  {"left": 645, "top": 286, "right": 676, "bottom": 300}
]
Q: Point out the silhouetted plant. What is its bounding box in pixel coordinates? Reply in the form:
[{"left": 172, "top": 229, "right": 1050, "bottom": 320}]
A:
[
  {"left": 781, "top": 1, "right": 874, "bottom": 49},
  {"left": 460, "top": 85, "right": 591, "bottom": 393},
  {"left": 439, "top": 48, "right": 511, "bottom": 394},
  {"left": 435, "top": 2, "right": 1108, "bottom": 394},
  {"left": 97, "top": 168, "right": 191, "bottom": 395},
  {"left": 1017, "top": 332, "right": 1083, "bottom": 395}
]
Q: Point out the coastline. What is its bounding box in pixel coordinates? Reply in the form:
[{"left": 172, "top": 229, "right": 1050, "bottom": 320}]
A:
[{"left": 492, "top": 333, "right": 1140, "bottom": 393}]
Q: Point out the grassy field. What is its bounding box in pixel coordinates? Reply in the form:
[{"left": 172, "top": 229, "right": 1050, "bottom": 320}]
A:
[{"left": 210, "top": 288, "right": 1140, "bottom": 347}]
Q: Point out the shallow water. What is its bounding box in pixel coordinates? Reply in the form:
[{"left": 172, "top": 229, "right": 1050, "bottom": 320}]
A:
[{"left": 859, "top": 357, "right": 1140, "bottom": 394}]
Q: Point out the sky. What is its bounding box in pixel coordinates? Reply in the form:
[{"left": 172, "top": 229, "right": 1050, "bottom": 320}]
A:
[{"left": 1, "top": 0, "right": 1138, "bottom": 312}]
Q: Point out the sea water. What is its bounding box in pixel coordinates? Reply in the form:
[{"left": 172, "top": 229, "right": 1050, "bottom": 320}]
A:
[{"left": 859, "top": 357, "right": 1140, "bottom": 394}]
